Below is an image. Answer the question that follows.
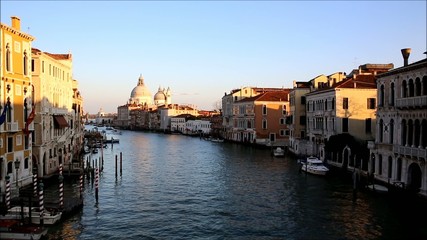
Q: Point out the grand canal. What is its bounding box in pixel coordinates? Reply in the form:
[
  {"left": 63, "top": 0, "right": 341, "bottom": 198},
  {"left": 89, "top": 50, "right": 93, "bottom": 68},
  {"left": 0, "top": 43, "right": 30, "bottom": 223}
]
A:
[{"left": 44, "top": 128, "right": 427, "bottom": 239}]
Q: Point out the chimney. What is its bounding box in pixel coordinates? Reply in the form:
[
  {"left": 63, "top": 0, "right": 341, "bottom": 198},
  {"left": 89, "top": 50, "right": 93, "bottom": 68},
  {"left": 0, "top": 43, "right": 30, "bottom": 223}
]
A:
[
  {"left": 11, "top": 16, "right": 21, "bottom": 30},
  {"left": 401, "top": 48, "right": 411, "bottom": 66}
]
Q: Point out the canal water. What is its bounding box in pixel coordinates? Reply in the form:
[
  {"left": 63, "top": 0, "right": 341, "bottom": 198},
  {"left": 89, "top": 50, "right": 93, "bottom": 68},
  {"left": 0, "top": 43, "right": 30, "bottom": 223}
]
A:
[{"left": 45, "top": 128, "right": 427, "bottom": 240}]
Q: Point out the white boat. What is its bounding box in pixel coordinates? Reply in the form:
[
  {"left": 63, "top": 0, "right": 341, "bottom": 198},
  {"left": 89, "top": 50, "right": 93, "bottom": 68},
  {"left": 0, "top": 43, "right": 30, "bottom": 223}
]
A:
[
  {"left": 0, "top": 219, "right": 48, "bottom": 240},
  {"left": 210, "top": 138, "right": 224, "bottom": 143},
  {"left": 273, "top": 147, "right": 285, "bottom": 157},
  {"left": 300, "top": 156, "right": 329, "bottom": 176},
  {"left": 367, "top": 184, "right": 388, "bottom": 194},
  {"left": 1, "top": 206, "right": 62, "bottom": 225}
]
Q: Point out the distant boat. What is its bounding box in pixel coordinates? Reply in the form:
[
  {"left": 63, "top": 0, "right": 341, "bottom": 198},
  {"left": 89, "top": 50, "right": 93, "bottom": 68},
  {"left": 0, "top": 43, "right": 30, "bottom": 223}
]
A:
[
  {"left": 210, "top": 138, "right": 224, "bottom": 143},
  {"left": 1, "top": 206, "right": 62, "bottom": 225},
  {"left": 272, "top": 147, "right": 285, "bottom": 157}
]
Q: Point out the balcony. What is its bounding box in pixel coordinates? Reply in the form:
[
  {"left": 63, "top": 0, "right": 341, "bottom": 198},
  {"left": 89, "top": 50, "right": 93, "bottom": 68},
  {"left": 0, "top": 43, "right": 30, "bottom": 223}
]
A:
[
  {"left": 393, "top": 144, "right": 427, "bottom": 159},
  {"left": 6, "top": 122, "right": 19, "bottom": 132},
  {"left": 395, "top": 96, "right": 427, "bottom": 109}
]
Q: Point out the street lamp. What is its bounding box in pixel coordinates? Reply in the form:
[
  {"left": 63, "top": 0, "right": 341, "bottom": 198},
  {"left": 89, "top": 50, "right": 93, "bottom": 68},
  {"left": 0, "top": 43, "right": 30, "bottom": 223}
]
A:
[{"left": 14, "top": 159, "right": 20, "bottom": 188}]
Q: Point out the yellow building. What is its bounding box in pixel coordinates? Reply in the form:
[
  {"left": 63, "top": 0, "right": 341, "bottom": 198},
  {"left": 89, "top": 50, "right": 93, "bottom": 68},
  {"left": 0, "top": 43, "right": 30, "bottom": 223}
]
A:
[
  {"left": 1, "top": 16, "right": 35, "bottom": 197},
  {"left": 31, "top": 47, "right": 77, "bottom": 177}
]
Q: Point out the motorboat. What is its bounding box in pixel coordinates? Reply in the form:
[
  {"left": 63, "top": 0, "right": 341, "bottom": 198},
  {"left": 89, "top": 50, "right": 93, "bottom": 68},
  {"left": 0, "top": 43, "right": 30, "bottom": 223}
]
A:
[
  {"left": 273, "top": 147, "right": 285, "bottom": 157},
  {"left": 210, "top": 138, "right": 224, "bottom": 143},
  {"left": 300, "top": 156, "right": 329, "bottom": 176},
  {"left": 1, "top": 206, "right": 62, "bottom": 225},
  {"left": 366, "top": 184, "right": 388, "bottom": 194},
  {"left": 0, "top": 219, "right": 48, "bottom": 239}
]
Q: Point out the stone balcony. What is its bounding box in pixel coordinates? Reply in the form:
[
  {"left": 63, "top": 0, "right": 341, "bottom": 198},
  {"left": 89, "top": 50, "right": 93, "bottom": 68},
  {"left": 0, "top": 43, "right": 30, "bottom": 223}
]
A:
[
  {"left": 393, "top": 144, "right": 427, "bottom": 160},
  {"left": 395, "top": 96, "right": 427, "bottom": 109}
]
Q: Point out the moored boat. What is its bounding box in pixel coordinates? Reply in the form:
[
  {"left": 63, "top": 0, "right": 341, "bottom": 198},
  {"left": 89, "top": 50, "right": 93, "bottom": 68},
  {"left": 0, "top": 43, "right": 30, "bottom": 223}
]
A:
[
  {"left": 0, "top": 219, "right": 48, "bottom": 240},
  {"left": 1, "top": 206, "right": 62, "bottom": 225},
  {"left": 272, "top": 147, "right": 285, "bottom": 157},
  {"left": 300, "top": 156, "right": 329, "bottom": 176}
]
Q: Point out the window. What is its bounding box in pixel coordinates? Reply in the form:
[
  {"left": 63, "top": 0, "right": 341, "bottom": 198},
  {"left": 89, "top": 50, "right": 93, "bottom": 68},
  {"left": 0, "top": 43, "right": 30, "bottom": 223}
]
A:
[
  {"left": 262, "top": 105, "right": 267, "bottom": 115},
  {"left": 282, "top": 105, "right": 287, "bottom": 115},
  {"left": 262, "top": 119, "right": 267, "bottom": 129},
  {"left": 367, "top": 98, "right": 376, "bottom": 109},
  {"left": 24, "top": 158, "right": 29, "bottom": 169},
  {"left": 332, "top": 98, "right": 335, "bottom": 109},
  {"left": 379, "top": 85, "right": 384, "bottom": 106},
  {"left": 301, "top": 96, "right": 306, "bottom": 104},
  {"left": 6, "top": 43, "right": 11, "bottom": 71},
  {"left": 280, "top": 118, "right": 285, "bottom": 125},
  {"left": 7, "top": 137, "right": 13, "bottom": 153},
  {"left": 300, "top": 116, "right": 306, "bottom": 125},
  {"left": 343, "top": 98, "right": 349, "bottom": 109},
  {"left": 365, "top": 118, "right": 371, "bottom": 133},
  {"left": 31, "top": 59, "right": 35, "bottom": 72},
  {"left": 342, "top": 118, "right": 348, "bottom": 132},
  {"left": 280, "top": 129, "right": 285, "bottom": 136},
  {"left": 325, "top": 99, "right": 328, "bottom": 110},
  {"left": 390, "top": 82, "right": 395, "bottom": 106},
  {"left": 7, "top": 162, "right": 13, "bottom": 174},
  {"left": 23, "top": 50, "right": 28, "bottom": 75}
]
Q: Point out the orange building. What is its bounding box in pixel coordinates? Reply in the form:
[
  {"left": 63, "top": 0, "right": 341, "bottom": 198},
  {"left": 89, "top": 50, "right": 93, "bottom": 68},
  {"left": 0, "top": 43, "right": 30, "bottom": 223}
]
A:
[{"left": 232, "top": 90, "right": 291, "bottom": 146}]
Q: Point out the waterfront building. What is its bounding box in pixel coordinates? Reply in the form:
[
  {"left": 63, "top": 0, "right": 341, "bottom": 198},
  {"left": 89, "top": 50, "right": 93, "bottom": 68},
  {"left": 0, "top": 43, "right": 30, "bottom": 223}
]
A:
[
  {"left": 157, "top": 104, "right": 199, "bottom": 131},
  {"left": 368, "top": 49, "right": 427, "bottom": 197},
  {"left": 31, "top": 47, "right": 82, "bottom": 177},
  {"left": 0, "top": 16, "right": 35, "bottom": 197},
  {"left": 231, "top": 90, "right": 291, "bottom": 146},
  {"left": 304, "top": 64, "right": 393, "bottom": 170},
  {"left": 184, "top": 119, "right": 211, "bottom": 135},
  {"left": 94, "top": 108, "right": 116, "bottom": 125},
  {"left": 221, "top": 87, "right": 289, "bottom": 142},
  {"left": 170, "top": 114, "right": 196, "bottom": 133}
]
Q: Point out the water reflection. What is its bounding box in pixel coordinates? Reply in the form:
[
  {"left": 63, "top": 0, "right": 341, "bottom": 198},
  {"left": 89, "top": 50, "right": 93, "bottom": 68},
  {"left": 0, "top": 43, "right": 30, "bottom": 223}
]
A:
[{"left": 45, "top": 128, "right": 427, "bottom": 239}]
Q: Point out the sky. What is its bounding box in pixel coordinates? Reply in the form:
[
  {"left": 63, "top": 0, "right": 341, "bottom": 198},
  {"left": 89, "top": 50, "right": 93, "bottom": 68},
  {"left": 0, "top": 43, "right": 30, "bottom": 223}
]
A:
[{"left": 1, "top": 1, "right": 426, "bottom": 114}]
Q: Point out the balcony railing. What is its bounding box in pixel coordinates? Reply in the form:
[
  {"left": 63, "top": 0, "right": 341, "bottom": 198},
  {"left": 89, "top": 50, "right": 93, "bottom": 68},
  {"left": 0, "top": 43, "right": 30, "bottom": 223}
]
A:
[
  {"left": 6, "top": 122, "right": 19, "bottom": 132},
  {"left": 395, "top": 96, "right": 427, "bottom": 109},
  {"left": 393, "top": 144, "right": 427, "bottom": 159}
]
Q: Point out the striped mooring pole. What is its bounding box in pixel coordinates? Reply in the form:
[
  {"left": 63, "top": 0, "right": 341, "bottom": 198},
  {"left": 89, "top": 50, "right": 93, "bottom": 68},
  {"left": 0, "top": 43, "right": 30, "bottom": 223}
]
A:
[
  {"left": 59, "top": 164, "right": 64, "bottom": 209},
  {"left": 39, "top": 181, "right": 44, "bottom": 226},
  {"left": 5, "top": 175, "right": 11, "bottom": 209},
  {"left": 79, "top": 174, "right": 84, "bottom": 200},
  {"left": 33, "top": 174, "right": 38, "bottom": 197},
  {"left": 95, "top": 167, "right": 99, "bottom": 203}
]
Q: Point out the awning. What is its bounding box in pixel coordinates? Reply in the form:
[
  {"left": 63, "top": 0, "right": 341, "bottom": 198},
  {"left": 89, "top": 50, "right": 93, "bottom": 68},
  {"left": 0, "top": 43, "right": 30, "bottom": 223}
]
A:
[{"left": 53, "top": 115, "right": 69, "bottom": 129}]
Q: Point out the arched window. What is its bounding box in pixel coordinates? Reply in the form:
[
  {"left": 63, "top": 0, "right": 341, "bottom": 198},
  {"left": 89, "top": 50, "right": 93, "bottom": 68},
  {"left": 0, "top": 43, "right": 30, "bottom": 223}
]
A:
[
  {"left": 422, "top": 119, "right": 427, "bottom": 148},
  {"left": 390, "top": 82, "right": 395, "bottom": 106},
  {"left": 389, "top": 119, "right": 394, "bottom": 144},
  {"left": 397, "top": 158, "right": 402, "bottom": 181},
  {"left": 324, "top": 99, "right": 328, "bottom": 110},
  {"left": 388, "top": 156, "right": 393, "bottom": 179},
  {"left": 401, "top": 119, "right": 407, "bottom": 146},
  {"left": 402, "top": 80, "right": 407, "bottom": 98},
  {"left": 408, "top": 79, "right": 414, "bottom": 97},
  {"left": 6, "top": 43, "right": 11, "bottom": 71},
  {"left": 415, "top": 77, "right": 421, "bottom": 96},
  {"left": 408, "top": 120, "right": 414, "bottom": 146},
  {"left": 379, "top": 85, "right": 385, "bottom": 106},
  {"left": 379, "top": 119, "right": 384, "bottom": 143},
  {"left": 422, "top": 76, "right": 427, "bottom": 95},
  {"left": 378, "top": 155, "right": 383, "bottom": 176},
  {"left": 414, "top": 119, "right": 421, "bottom": 147}
]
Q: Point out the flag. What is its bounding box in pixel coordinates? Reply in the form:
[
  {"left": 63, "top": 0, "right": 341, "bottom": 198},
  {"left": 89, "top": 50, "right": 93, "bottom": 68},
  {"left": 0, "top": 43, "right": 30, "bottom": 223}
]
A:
[
  {"left": 23, "top": 105, "right": 36, "bottom": 135},
  {"left": 0, "top": 104, "right": 8, "bottom": 126}
]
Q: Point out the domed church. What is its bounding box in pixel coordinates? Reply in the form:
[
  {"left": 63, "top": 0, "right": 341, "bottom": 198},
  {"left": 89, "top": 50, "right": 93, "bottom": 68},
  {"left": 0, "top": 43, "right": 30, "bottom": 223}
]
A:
[
  {"left": 154, "top": 86, "right": 172, "bottom": 106},
  {"left": 129, "top": 74, "right": 153, "bottom": 106}
]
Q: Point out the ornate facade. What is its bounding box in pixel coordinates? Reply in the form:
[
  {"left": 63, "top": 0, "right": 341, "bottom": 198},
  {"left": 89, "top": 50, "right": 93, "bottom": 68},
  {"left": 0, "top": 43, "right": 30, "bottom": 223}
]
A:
[{"left": 369, "top": 49, "right": 427, "bottom": 196}]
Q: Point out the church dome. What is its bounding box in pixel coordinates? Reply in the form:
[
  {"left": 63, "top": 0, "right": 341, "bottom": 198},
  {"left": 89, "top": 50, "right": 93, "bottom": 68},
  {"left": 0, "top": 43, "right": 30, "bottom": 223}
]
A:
[
  {"left": 154, "top": 87, "right": 166, "bottom": 100},
  {"left": 129, "top": 74, "right": 152, "bottom": 105}
]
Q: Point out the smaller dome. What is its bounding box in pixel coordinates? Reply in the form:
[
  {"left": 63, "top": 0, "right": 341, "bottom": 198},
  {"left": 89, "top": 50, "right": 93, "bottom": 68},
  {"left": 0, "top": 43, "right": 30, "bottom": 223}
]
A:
[{"left": 154, "top": 91, "right": 166, "bottom": 100}]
